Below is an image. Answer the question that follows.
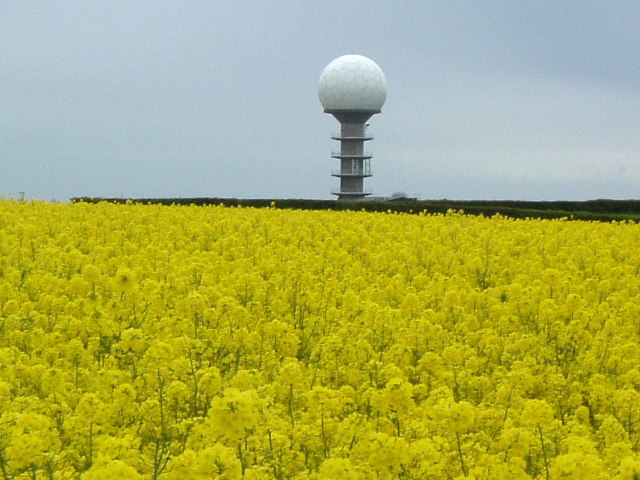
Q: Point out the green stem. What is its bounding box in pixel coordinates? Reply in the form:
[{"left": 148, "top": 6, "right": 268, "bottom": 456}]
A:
[
  {"left": 456, "top": 432, "right": 468, "bottom": 477},
  {"left": 538, "top": 424, "right": 550, "bottom": 480}
]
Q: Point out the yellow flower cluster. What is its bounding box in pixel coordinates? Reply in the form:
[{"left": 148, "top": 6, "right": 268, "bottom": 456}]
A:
[{"left": 1, "top": 200, "right": 640, "bottom": 479}]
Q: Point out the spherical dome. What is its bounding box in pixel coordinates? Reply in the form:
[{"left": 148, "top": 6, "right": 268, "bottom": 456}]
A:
[{"left": 318, "top": 54, "right": 387, "bottom": 112}]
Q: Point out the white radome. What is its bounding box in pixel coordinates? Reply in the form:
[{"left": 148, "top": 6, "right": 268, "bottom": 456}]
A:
[{"left": 318, "top": 54, "right": 387, "bottom": 112}]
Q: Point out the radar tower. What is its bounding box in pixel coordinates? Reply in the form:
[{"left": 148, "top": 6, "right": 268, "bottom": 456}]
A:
[{"left": 318, "top": 55, "right": 387, "bottom": 200}]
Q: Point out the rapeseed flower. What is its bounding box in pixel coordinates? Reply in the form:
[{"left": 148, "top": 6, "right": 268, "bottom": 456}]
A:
[{"left": 1, "top": 199, "right": 640, "bottom": 478}]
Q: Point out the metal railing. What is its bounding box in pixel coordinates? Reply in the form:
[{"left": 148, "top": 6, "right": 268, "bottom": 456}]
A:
[
  {"left": 331, "top": 151, "right": 373, "bottom": 159},
  {"left": 332, "top": 132, "right": 374, "bottom": 141},
  {"left": 331, "top": 166, "right": 372, "bottom": 177},
  {"left": 331, "top": 189, "right": 373, "bottom": 196}
]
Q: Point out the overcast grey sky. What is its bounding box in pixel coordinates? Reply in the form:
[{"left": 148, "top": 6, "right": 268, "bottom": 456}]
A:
[{"left": 2, "top": 1, "right": 639, "bottom": 201}]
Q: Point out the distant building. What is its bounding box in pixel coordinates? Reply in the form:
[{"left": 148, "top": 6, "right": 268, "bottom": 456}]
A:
[{"left": 367, "top": 195, "right": 418, "bottom": 202}]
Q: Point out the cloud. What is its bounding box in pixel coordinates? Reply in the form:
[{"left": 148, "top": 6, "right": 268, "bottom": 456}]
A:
[{"left": 1, "top": 1, "right": 639, "bottom": 200}]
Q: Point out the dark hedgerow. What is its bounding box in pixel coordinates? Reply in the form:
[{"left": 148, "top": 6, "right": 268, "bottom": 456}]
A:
[{"left": 70, "top": 197, "right": 640, "bottom": 223}]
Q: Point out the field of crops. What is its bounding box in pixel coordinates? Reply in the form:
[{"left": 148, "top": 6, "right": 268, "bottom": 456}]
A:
[{"left": 1, "top": 200, "right": 640, "bottom": 479}]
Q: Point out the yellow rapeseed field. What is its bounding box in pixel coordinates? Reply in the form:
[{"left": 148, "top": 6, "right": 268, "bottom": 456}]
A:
[{"left": 1, "top": 200, "right": 640, "bottom": 479}]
